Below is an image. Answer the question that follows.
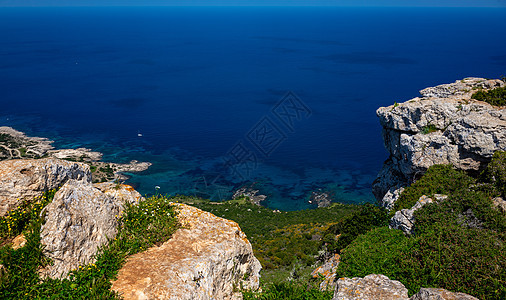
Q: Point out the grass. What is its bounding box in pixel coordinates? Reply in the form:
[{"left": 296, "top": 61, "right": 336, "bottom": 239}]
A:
[{"left": 0, "top": 194, "right": 180, "bottom": 299}]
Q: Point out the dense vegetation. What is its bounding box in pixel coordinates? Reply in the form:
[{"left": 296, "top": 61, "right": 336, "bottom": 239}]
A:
[
  {"left": 335, "top": 152, "right": 506, "bottom": 300},
  {"left": 472, "top": 85, "right": 506, "bottom": 106},
  {"left": 0, "top": 194, "right": 179, "bottom": 299},
  {"left": 393, "top": 165, "right": 475, "bottom": 211},
  {"left": 181, "top": 197, "right": 359, "bottom": 283}
]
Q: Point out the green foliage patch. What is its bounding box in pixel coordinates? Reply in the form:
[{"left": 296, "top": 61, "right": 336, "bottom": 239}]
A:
[
  {"left": 336, "top": 153, "right": 506, "bottom": 300},
  {"left": 481, "top": 151, "right": 506, "bottom": 197},
  {"left": 321, "top": 203, "right": 389, "bottom": 254},
  {"left": 472, "top": 86, "right": 506, "bottom": 106},
  {"left": 393, "top": 165, "right": 475, "bottom": 211}
]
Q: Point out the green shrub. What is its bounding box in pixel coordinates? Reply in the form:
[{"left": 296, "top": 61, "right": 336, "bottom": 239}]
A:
[
  {"left": 481, "top": 151, "right": 506, "bottom": 197},
  {"left": 336, "top": 156, "right": 506, "bottom": 300},
  {"left": 394, "top": 165, "right": 475, "bottom": 211},
  {"left": 471, "top": 86, "right": 506, "bottom": 106},
  {"left": 321, "top": 203, "right": 389, "bottom": 254},
  {"left": 421, "top": 124, "right": 437, "bottom": 134}
]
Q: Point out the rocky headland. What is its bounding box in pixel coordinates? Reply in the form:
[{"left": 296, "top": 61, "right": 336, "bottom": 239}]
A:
[
  {"left": 0, "top": 126, "right": 151, "bottom": 183},
  {"left": 374, "top": 77, "right": 506, "bottom": 209}
]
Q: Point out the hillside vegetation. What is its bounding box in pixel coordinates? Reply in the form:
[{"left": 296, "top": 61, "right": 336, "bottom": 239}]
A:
[{"left": 332, "top": 151, "right": 506, "bottom": 300}]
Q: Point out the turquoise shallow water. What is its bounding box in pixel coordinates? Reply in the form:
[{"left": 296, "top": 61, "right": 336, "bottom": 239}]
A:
[{"left": 1, "top": 7, "right": 505, "bottom": 210}]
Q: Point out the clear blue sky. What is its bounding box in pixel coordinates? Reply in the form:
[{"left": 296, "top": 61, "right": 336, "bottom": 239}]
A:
[{"left": 0, "top": 0, "right": 505, "bottom": 7}]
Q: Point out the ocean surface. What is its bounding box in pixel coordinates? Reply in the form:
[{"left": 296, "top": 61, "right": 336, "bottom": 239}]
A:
[{"left": 1, "top": 6, "right": 505, "bottom": 210}]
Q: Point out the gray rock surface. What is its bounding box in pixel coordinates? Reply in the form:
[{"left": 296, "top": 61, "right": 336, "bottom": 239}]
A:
[
  {"left": 380, "top": 186, "right": 405, "bottom": 211},
  {"left": 112, "top": 203, "right": 261, "bottom": 300},
  {"left": 333, "top": 274, "right": 409, "bottom": 300},
  {"left": 40, "top": 179, "right": 121, "bottom": 279},
  {"left": 374, "top": 77, "right": 506, "bottom": 203},
  {"left": 410, "top": 288, "right": 479, "bottom": 300},
  {"left": 0, "top": 158, "right": 90, "bottom": 216},
  {"left": 389, "top": 195, "right": 447, "bottom": 234},
  {"left": 492, "top": 196, "right": 506, "bottom": 213}
]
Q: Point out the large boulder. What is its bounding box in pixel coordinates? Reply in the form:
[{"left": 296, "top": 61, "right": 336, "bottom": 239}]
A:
[
  {"left": 40, "top": 179, "right": 121, "bottom": 279},
  {"left": 0, "top": 158, "right": 90, "bottom": 216},
  {"left": 374, "top": 77, "right": 506, "bottom": 203},
  {"left": 333, "top": 274, "right": 409, "bottom": 300},
  {"left": 111, "top": 203, "right": 261, "bottom": 300}
]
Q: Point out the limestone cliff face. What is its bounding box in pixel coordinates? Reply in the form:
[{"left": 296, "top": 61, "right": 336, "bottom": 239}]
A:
[
  {"left": 111, "top": 203, "right": 261, "bottom": 300},
  {"left": 373, "top": 77, "right": 506, "bottom": 205},
  {"left": 0, "top": 158, "right": 91, "bottom": 216}
]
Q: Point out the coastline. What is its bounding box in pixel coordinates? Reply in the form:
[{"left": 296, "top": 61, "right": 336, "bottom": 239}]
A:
[{"left": 0, "top": 126, "right": 151, "bottom": 183}]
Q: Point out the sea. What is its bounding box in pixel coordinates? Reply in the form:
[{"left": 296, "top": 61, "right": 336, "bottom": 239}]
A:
[{"left": 1, "top": 6, "right": 505, "bottom": 210}]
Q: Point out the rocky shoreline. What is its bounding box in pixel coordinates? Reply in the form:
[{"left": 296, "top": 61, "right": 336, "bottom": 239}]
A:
[{"left": 0, "top": 126, "right": 151, "bottom": 183}]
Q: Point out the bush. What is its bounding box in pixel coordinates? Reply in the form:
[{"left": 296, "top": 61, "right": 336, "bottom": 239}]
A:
[
  {"left": 481, "top": 151, "right": 506, "bottom": 197},
  {"left": 321, "top": 203, "right": 389, "bottom": 254},
  {"left": 472, "top": 86, "right": 506, "bottom": 106},
  {"left": 394, "top": 165, "right": 475, "bottom": 211}
]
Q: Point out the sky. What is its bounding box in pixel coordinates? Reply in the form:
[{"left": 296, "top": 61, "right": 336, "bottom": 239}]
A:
[{"left": 0, "top": 0, "right": 505, "bottom": 7}]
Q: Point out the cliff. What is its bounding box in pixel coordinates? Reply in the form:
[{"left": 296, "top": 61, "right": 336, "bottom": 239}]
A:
[{"left": 373, "top": 77, "right": 506, "bottom": 208}]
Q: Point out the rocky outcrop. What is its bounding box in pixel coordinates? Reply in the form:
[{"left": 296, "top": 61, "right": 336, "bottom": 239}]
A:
[
  {"left": 94, "top": 182, "right": 143, "bottom": 209},
  {"left": 311, "top": 253, "right": 340, "bottom": 291},
  {"left": 333, "top": 275, "right": 479, "bottom": 300},
  {"left": 111, "top": 203, "right": 261, "bottom": 300},
  {"left": 374, "top": 77, "right": 506, "bottom": 203},
  {"left": 40, "top": 179, "right": 121, "bottom": 279},
  {"left": 389, "top": 194, "right": 447, "bottom": 234},
  {"left": 410, "top": 288, "right": 479, "bottom": 300},
  {"left": 333, "top": 274, "right": 408, "bottom": 300},
  {"left": 0, "top": 158, "right": 90, "bottom": 216}
]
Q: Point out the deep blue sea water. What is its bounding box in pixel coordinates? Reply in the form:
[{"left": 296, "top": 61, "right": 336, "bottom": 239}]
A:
[{"left": 1, "top": 7, "right": 505, "bottom": 210}]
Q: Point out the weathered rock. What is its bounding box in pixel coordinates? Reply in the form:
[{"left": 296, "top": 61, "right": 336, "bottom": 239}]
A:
[
  {"left": 333, "top": 274, "right": 409, "bottom": 300},
  {"left": 0, "top": 158, "right": 91, "bottom": 216},
  {"left": 312, "top": 253, "right": 340, "bottom": 291},
  {"left": 111, "top": 203, "right": 261, "bottom": 300},
  {"left": 380, "top": 186, "right": 405, "bottom": 211},
  {"left": 233, "top": 184, "right": 267, "bottom": 206},
  {"left": 390, "top": 195, "right": 446, "bottom": 234},
  {"left": 410, "top": 288, "right": 479, "bottom": 300},
  {"left": 374, "top": 77, "right": 506, "bottom": 202},
  {"left": 11, "top": 234, "right": 27, "bottom": 250},
  {"left": 94, "top": 182, "right": 143, "bottom": 210},
  {"left": 492, "top": 197, "right": 506, "bottom": 213},
  {"left": 40, "top": 179, "right": 121, "bottom": 279}
]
